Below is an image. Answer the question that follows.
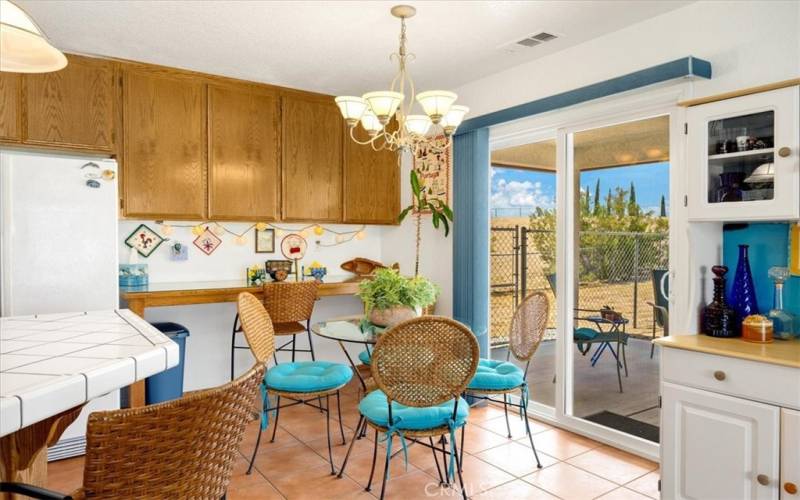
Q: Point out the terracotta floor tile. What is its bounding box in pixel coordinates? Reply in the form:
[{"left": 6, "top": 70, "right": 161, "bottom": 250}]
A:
[
  {"left": 473, "top": 479, "right": 559, "bottom": 500},
  {"left": 252, "top": 443, "right": 330, "bottom": 479},
  {"left": 339, "top": 441, "right": 420, "bottom": 489},
  {"left": 268, "top": 462, "right": 366, "bottom": 499},
  {"left": 228, "top": 454, "right": 274, "bottom": 490},
  {"left": 476, "top": 413, "right": 551, "bottom": 438},
  {"left": 280, "top": 411, "right": 351, "bottom": 443},
  {"left": 567, "top": 445, "right": 657, "bottom": 485},
  {"left": 474, "top": 441, "right": 558, "bottom": 477},
  {"left": 524, "top": 462, "right": 617, "bottom": 500},
  {"left": 239, "top": 420, "right": 305, "bottom": 458},
  {"left": 377, "top": 470, "right": 450, "bottom": 499},
  {"left": 459, "top": 424, "right": 512, "bottom": 454},
  {"left": 226, "top": 481, "right": 285, "bottom": 500},
  {"left": 305, "top": 428, "right": 378, "bottom": 464},
  {"left": 46, "top": 456, "right": 84, "bottom": 493},
  {"left": 403, "top": 436, "right": 452, "bottom": 472},
  {"left": 625, "top": 470, "right": 660, "bottom": 499},
  {"left": 467, "top": 404, "right": 508, "bottom": 423},
  {"left": 596, "top": 486, "right": 654, "bottom": 499},
  {"left": 531, "top": 428, "right": 602, "bottom": 460},
  {"left": 422, "top": 453, "right": 515, "bottom": 495}
]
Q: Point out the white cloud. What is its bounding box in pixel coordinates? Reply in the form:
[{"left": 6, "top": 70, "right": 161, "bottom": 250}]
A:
[{"left": 491, "top": 178, "right": 554, "bottom": 210}]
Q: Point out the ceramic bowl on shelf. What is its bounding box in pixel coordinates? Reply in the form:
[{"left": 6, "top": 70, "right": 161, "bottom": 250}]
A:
[{"left": 744, "top": 162, "right": 774, "bottom": 184}]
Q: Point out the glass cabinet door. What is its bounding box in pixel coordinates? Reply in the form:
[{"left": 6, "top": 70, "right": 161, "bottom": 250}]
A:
[{"left": 688, "top": 86, "right": 799, "bottom": 221}]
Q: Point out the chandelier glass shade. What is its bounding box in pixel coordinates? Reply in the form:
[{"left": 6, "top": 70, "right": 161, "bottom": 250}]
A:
[
  {"left": 0, "top": 0, "right": 67, "bottom": 73},
  {"left": 335, "top": 5, "right": 468, "bottom": 156}
]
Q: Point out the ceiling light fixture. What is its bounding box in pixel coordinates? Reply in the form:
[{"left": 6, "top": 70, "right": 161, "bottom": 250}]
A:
[
  {"left": 335, "top": 5, "right": 468, "bottom": 157},
  {"left": 0, "top": 0, "right": 67, "bottom": 73}
]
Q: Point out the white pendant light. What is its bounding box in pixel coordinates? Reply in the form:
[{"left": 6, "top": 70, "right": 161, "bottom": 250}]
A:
[
  {"left": 404, "top": 114, "right": 432, "bottom": 136},
  {"left": 0, "top": 0, "right": 67, "bottom": 73},
  {"left": 416, "top": 90, "right": 457, "bottom": 124},
  {"left": 359, "top": 110, "right": 385, "bottom": 136},
  {"left": 334, "top": 96, "right": 368, "bottom": 127},
  {"left": 362, "top": 91, "right": 404, "bottom": 125},
  {"left": 441, "top": 105, "right": 469, "bottom": 135}
]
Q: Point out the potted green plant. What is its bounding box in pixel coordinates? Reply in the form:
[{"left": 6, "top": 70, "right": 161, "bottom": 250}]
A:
[{"left": 357, "top": 268, "right": 439, "bottom": 327}]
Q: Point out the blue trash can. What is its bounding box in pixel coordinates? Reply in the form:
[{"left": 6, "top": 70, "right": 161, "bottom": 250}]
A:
[{"left": 145, "top": 322, "right": 189, "bottom": 404}]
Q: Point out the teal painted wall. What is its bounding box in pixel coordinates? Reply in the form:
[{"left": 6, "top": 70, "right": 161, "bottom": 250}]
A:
[{"left": 723, "top": 223, "right": 799, "bottom": 315}]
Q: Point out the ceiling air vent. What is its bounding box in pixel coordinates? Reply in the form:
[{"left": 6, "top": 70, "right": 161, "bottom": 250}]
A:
[
  {"left": 500, "top": 31, "right": 560, "bottom": 53},
  {"left": 531, "top": 32, "right": 557, "bottom": 42}
]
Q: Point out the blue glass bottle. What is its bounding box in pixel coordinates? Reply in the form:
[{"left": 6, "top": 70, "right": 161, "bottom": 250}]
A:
[{"left": 729, "top": 245, "right": 759, "bottom": 328}]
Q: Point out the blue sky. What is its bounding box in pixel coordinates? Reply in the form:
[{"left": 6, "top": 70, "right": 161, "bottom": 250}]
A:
[{"left": 491, "top": 161, "right": 669, "bottom": 216}]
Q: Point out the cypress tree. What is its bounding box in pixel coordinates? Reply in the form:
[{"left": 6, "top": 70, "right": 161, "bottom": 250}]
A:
[
  {"left": 593, "top": 179, "right": 601, "bottom": 215},
  {"left": 628, "top": 182, "right": 639, "bottom": 216},
  {"left": 660, "top": 194, "right": 667, "bottom": 217}
]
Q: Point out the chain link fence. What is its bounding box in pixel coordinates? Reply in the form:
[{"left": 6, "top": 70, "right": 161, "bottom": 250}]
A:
[{"left": 490, "top": 226, "right": 668, "bottom": 345}]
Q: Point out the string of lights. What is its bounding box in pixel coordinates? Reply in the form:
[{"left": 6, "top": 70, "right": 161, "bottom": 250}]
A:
[{"left": 153, "top": 220, "right": 367, "bottom": 247}]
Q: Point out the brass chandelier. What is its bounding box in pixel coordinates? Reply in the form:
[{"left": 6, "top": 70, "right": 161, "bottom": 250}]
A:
[{"left": 335, "top": 5, "right": 468, "bottom": 156}]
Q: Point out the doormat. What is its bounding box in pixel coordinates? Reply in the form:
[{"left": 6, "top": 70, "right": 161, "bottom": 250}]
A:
[{"left": 584, "top": 410, "right": 659, "bottom": 443}]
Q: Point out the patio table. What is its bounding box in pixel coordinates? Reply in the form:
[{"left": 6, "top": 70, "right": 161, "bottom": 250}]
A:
[
  {"left": 312, "top": 316, "right": 379, "bottom": 391},
  {"left": 576, "top": 315, "right": 629, "bottom": 367},
  {"left": 0, "top": 310, "right": 179, "bottom": 496}
]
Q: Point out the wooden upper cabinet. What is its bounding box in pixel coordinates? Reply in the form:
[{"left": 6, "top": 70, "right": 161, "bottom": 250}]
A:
[
  {"left": 0, "top": 73, "right": 21, "bottom": 142},
  {"left": 208, "top": 85, "right": 279, "bottom": 221},
  {"left": 122, "top": 68, "right": 206, "bottom": 219},
  {"left": 281, "top": 94, "right": 343, "bottom": 221},
  {"left": 343, "top": 122, "right": 400, "bottom": 224},
  {"left": 24, "top": 55, "right": 115, "bottom": 152}
]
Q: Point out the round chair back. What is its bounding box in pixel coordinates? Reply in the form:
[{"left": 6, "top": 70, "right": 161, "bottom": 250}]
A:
[
  {"left": 237, "top": 292, "right": 275, "bottom": 363},
  {"left": 370, "top": 316, "right": 479, "bottom": 408},
  {"left": 509, "top": 291, "right": 549, "bottom": 361},
  {"left": 263, "top": 281, "right": 318, "bottom": 323}
]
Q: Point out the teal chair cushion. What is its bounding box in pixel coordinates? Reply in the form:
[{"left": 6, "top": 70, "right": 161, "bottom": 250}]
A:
[
  {"left": 266, "top": 361, "right": 352, "bottom": 393},
  {"left": 574, "top": 327, "right": 599, "bottom": 341},
  {"left": 467, "top": 358, "right": 524, "bottom": 391},
  {"left": 358, "top": 390, "right": 469, "bottom": 430},
  {"left": 358, "top": 349, "right": 371, "bottom": 365}
]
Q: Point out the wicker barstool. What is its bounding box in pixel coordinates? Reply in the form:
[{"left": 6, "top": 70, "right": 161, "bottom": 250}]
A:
[
  {"left": 337, "top": 316, "right": 479, "bottom": 500},
  {"left": 230, "top": 281, "right": 319, "bottom": 379},
  {"left": 463, "top": 291, "right": 549, "bottom": 470},
  {"left": 236, "top": 292, "right": 351, "bottom": 476},
  {"left": 0, "top": 365, "right": 265, "bottom": 500}
]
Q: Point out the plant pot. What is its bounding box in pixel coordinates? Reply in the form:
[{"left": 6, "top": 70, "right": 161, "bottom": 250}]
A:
[{"left": 368, "top": 305, "right": 420, "bottom": 328}]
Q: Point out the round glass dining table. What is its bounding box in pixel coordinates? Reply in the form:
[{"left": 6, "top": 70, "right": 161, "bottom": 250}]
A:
[{"left": 311, "top": 316, "right": 380, "bottom": 390}]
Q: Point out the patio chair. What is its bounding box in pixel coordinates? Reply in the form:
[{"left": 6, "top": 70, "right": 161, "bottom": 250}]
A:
[
  {"left": 464, "top": 291, "right": 547, "bottom": 469},
  {"left": 236, "top": 292, "right": 351, "bottom": 476},
  {"left": 337, "top": 316, "right": 479, "bottom": 500},
  {"left": 647, "top": 269, "right": 670, "bottom": 359},
  {"left": 0, "top": 364, "right": 265, "bottom": 499},
  {"left": 230, "top": 281, "right": 319, "bottom": 380}
]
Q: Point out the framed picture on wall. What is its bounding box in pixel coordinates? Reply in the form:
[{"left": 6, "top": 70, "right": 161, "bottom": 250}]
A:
[
  {"left": 412, "top": 136, "right": 450, "bottom": 213},
  {"left": 255, "top": 228, "right": 275, "bottom": 253}
]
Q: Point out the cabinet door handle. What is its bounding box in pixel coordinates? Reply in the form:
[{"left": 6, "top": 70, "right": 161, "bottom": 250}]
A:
[
  {"left": 757, "top": 474, "right": 769, "bottom": 486},
  {"left": 778, "top": 146, "right": 792, "bottom": 157},
  {"left": 785, "top": 482, "right": 798, "bottom": 495},
  {"left": 713, "top": 370, "right": 726, "bottom": 381}
]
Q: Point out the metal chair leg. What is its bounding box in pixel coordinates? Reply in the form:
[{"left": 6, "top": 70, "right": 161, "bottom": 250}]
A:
[
  {"left": 503, "top": 394, "right": 512, "bottom": 438},
  {"left": 291, "top": 336, "right": 296, "bottom": 363},
  {"left": 336, "top": 391, "right": 345, "bottom": 444},
  {"left": 459, "top": 424, "right": 466, "bottom": 473},
  {"left": 246, "top": 388, "right": 268, "bottom": 475},
  {"left": 338, "top": 416, "right": 364, "bottom": 478},
  {"left": 378, "top": 433, "right": 392, "bottom": 500},
  {"left": 650, "top": 319, "right": 656, "bottom": 359},
  {"left": 521, "top": 393, "right": 542, "bottom": 468},
  {"left": 307, "top": 321, "right": 316, "bottom": 361},
  {"left": 429, "top": 436, "right": 445, "bottom": 484},
  {"left": 230, "top": 315, "right": 239, "bottom": 381},
  {"left": 270, "top": 395, "right": 281, "bottom": 442},
  {"left": 365, "top": 428, "right": 379, "bottom": 491},
  {"left": 615, "top": 344, "right": 623, "bottom": 393},
  {"left": 622, "top": 342, "right": 629, "bottom": 377},
  {"left": 326, "top": 395, "right": 335, "bottom": 475},
  {"left": 452, "top": 431, "right": 468, "bottom": 500}
]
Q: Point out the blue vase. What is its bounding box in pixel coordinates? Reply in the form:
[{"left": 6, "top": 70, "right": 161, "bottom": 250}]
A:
[{"left": 729, "top": 244, "right": 759, "bottom": 325}]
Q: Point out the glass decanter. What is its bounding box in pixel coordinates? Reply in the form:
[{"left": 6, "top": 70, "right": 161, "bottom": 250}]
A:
[{"left": 767, "top": 267, "right": 797, "bottom": 339}]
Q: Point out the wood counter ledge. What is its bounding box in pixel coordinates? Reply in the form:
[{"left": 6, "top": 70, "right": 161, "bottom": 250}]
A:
[{"left": 654, "top": 335, "right": 800, "bottom": 369}]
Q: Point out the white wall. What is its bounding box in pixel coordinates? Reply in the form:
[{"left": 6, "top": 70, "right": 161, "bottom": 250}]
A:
[
  {"left": 119, "top": 220, "right": 385, "bottom": 390},
  {"left": 456, "top": 1, "right": 800, "bottom": 117}
]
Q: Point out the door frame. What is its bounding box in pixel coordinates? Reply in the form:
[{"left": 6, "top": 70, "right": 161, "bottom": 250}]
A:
[{"left": 489, "top": 85, "right": 689, "bottom": 461}]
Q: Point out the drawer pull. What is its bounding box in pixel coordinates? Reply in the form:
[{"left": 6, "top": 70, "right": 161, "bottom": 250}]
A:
[
  {"left": 757, "top": 474, "right": 769, "bottom": 486},
  {"left": 786, "top": 482, "right": 798, "bottom": 495},
  {"left": 713, "top": 370, "right": 726, "bottom": 381}
]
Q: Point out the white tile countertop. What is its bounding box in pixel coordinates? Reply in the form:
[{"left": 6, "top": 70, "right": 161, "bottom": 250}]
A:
[{"left": 0, "top": 310, "right": 179, "bottom": 437}]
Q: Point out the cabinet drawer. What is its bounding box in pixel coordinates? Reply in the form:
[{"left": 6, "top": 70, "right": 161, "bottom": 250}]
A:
[{"left": 662, "top": 347, "right": 800, "bottom": 409}]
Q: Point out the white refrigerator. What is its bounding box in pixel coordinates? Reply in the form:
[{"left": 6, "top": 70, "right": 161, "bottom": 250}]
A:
[{"left": 0, "top": 150, "right": 120, "bottom": 460}]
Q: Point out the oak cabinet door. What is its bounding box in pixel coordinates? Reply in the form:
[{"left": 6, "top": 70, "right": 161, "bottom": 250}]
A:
[
  {"left": 208, "top": 85, "right": 279, "bottom": 221},
  {"left": 281, "top": 94, "right": 342, "bottom": 221},
  {"left": 661, "top": 382, "right": 780, "bottom": 500},
  {"left": 122, "top": 69, "right": 206, "bottom": 219},
  {"left": 25, "top": 55, "right": 115, "bottom": 152},
  {"left": 343, "top": 123, "right": 400, "bottom": 224},
  {"left": 0, "top": 73, "right": 21, "bottom": 142}
]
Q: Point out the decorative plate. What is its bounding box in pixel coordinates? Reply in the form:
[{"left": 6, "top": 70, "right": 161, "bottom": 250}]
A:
[
  {"left": 281, "top": 234, "right": 307, "bottom": 260},
  {"left": 124, "top": 224, "right": 164, "bottom": 257},
  {"left": 193, "top": 228, "right": 222, "bottom": 255}
]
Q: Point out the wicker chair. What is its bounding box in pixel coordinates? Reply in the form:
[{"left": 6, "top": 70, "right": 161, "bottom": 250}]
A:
[
  {"left": 236, "top": 292, "right": 351, "bottom": 476},
  {"left": 231, "top": 281, "right": 319, "bottom": 379},
  {"left": 337, "top": 316, "right": 479, "bottom": 500},
  {"left": 464, "top": 292, "right": 548, "bottom": 470},
  {"left": 0, "top": 364, "right": 265, "bottom": 500}
]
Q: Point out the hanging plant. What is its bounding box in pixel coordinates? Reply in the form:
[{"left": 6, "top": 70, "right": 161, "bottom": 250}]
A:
[{"left": 398, "top": 169, "right": 454, "bottom": 276}]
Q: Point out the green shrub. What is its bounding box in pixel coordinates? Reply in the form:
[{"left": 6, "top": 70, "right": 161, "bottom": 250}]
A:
[{"left": 357, "top": 268, "right": 439, "bottom": 312}]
